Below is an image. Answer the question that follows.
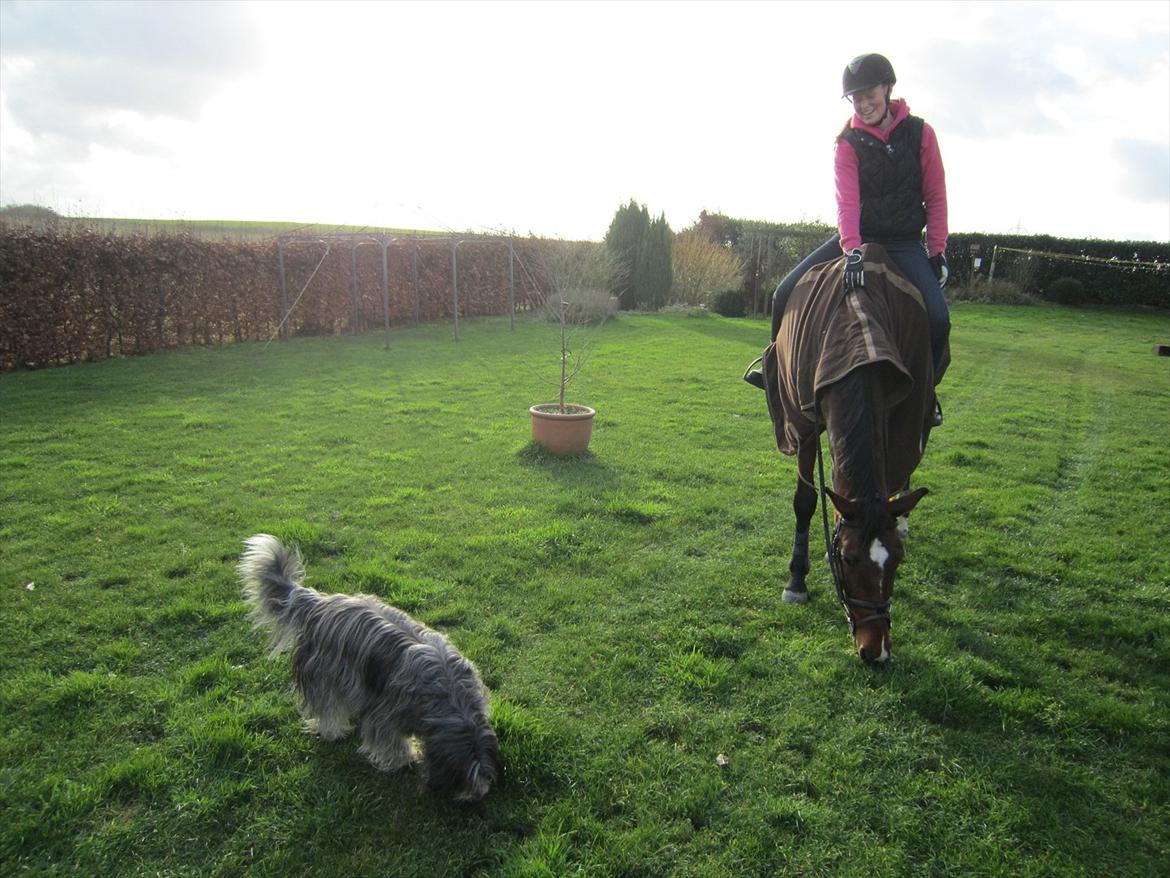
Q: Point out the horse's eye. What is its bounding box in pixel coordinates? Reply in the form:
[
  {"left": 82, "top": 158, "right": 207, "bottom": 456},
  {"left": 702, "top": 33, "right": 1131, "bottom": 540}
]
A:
[{"left": 841, "top": 555, "right": 861, "bottom": 567}]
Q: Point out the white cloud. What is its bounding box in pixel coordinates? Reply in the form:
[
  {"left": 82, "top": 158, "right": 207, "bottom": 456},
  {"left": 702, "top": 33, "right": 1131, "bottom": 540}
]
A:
[
  {"left": 1, "top": 0, "right": 1167, "bottom": 242},
  {"left": 1115, "top": 138, "right": 1170, "bottom": 203}
]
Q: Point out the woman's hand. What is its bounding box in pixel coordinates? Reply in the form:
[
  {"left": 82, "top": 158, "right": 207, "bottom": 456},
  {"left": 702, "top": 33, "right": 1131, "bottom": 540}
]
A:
[
  {"left": 843, "top": 248, "right": 865, "bottom": 290},
  {"left": 929, "top": 253, "right": 949, "bottom": 288}
]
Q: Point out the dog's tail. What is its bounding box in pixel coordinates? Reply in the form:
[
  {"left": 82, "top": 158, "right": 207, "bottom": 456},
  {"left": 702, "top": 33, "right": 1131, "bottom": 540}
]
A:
[{"left": 238, "top": 534, "right": 313, "bottom": 652}]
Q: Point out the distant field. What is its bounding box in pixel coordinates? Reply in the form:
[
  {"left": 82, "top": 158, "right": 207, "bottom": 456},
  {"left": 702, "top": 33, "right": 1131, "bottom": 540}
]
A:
[
  {"left": 1, "top": 307, "right": 1167, "bottom": 876},
  {"left": 0, "top": 215, "right": 453, "bottom": 241}
]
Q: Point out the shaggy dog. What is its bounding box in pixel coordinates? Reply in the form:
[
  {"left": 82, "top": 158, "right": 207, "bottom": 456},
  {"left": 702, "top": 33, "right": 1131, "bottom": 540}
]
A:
[{"left": 238, "top": 534, "right": 500, "bottom": 801}]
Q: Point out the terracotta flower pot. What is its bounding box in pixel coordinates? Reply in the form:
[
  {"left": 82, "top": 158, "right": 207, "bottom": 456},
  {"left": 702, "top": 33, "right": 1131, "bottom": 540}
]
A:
[{"left": 529, "top": 404, "right": 596, "bottom": 456}]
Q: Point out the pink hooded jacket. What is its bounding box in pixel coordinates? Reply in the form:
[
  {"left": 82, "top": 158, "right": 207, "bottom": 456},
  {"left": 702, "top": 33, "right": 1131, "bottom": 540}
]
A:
[{"left": 834, "top": 98, "right": 948, "bottom": 257}]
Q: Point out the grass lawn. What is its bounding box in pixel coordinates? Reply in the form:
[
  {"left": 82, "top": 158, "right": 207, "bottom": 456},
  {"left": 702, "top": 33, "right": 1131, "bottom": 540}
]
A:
[{"left": 1, "top": 305, "right": 1167, "bottom": 877}]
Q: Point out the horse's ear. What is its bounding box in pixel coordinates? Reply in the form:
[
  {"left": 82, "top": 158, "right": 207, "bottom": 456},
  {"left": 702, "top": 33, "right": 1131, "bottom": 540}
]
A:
[
  {"left": 825, "top": 488, "right": 860, "bottom": 519},
  {"left": 887, "top": 487, "right": 929, "bottom": 518}
]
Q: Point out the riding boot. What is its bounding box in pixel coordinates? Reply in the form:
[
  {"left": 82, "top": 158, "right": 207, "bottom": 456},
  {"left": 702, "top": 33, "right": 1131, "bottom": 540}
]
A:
[{"left": 742, "top": 356, "right": 765, "bottom": 391}]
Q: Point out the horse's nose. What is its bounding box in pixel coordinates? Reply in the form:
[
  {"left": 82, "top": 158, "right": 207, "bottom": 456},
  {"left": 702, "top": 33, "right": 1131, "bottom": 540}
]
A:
[{"left": 858, "top": 644, "right": 890, "bottom": 663}]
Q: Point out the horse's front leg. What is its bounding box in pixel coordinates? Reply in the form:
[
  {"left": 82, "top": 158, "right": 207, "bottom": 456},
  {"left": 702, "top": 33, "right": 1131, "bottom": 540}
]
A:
[{"left": 783, "top": 442, "right": 818, "bottom": 604}]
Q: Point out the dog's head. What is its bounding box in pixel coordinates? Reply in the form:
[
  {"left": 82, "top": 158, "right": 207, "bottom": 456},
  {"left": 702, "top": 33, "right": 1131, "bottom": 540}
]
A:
[{"left": 423, "top": 714, "right": 501, "bottom": 802}]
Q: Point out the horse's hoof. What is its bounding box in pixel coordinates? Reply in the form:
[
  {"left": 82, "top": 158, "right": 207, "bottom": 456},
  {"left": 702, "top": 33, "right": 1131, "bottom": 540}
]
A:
[{"left": 783, "top": 587, "right": 809, "bottom": 604}]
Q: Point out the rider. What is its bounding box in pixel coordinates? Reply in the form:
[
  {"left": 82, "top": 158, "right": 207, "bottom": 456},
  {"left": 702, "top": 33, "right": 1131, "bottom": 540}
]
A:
[{"left": 746, "top": 53, "right": 950, "bottom": 425}]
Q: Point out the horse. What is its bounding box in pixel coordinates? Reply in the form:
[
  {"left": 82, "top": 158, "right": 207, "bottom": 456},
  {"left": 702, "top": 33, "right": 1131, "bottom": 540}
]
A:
[{"left": 760, "top": 243, "right": 947, "bottom": 663}]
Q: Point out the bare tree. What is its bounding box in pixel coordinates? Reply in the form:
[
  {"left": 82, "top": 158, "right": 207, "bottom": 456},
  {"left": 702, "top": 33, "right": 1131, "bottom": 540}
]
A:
[{"left": 532, "top": 240, "right": 623, "bottom": 413}]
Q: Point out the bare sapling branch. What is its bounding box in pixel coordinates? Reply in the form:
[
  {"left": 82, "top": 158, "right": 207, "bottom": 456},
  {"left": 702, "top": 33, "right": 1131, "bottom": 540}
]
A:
[{"left": 532, "top": 240, "right": 624, "bottom": 413}]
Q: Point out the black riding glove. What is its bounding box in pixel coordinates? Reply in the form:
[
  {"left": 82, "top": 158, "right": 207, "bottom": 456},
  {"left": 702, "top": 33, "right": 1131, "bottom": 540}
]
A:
[
  {"left": 929, "top": 253, "right": 949, "bottom": 288},
  {"left": 843, "top": 248, "right": 865, "bottom": 290}
]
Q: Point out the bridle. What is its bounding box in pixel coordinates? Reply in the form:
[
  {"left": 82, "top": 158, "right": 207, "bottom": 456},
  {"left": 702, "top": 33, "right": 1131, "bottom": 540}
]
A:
[
  {"left": 815, "top": 420, "right": 892, "bottom": 637},
  {"left": 826, "top": 517, "right": 892, "bottom": 635}
]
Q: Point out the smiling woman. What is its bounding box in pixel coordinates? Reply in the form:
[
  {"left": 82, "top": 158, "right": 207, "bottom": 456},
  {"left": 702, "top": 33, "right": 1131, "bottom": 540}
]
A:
[
  {"left": 848, "top": 83, "right": 893, "bottom": 128},
  {"left": 746, "top": 49, "right": 952, "bottom": 427}
]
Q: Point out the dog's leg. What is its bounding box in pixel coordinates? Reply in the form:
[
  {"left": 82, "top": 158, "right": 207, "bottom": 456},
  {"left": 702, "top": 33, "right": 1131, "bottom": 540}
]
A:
[
  {"left": 358, "top": 727, "right": 419, "bottom": 773},
  {"left": 304, "top": 712, "right": 353, "bottom": 741},
  {"left": 299, "top": 683, "right": 354, "bottom": 740},
  {"left": 355, "top": 705, "right": 419, "bottom": 771}
]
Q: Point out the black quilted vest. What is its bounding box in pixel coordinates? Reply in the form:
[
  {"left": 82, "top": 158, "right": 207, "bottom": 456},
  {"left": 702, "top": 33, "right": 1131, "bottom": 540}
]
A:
[{"left": 843, "top": 115, "right": 926, "bottom": 243}]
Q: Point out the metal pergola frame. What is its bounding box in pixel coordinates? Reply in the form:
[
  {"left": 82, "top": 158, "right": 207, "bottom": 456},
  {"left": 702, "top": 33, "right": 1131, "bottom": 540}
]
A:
[{"left": 275, "top": 233, "right": 519, "bottom": 346}]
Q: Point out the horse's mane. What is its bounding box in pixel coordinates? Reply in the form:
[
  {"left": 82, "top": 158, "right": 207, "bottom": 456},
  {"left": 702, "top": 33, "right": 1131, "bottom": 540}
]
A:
[{"left": 825, "top": 365, "right": 892, "bottom": 546}]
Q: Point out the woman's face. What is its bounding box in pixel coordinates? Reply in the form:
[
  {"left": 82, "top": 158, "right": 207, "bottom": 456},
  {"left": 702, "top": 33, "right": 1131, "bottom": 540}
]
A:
[{"left": 850, "top": 84, "right": 889, "bottom": 125}]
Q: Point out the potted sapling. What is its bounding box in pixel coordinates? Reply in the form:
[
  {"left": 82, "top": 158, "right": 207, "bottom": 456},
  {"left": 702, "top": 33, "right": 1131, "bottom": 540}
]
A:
[{"left": 528, "top": 240, "right": 619, "bottom": 455}]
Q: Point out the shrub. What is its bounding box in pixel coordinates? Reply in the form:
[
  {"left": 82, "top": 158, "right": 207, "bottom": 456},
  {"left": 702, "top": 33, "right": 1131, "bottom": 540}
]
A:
[
  {"left": 0, "top": 203, "right": 60, "bottom": 227},
  {"left": 710, "top": 289, "right": 747, "bottom": 317},
  {"left": 544, "top": 286, "right": 618, "bottom": 325},
  {"left": 670, "top": 231, "right": 745, "bottom": 306},
  {"left": 944, "top": 232, "right": 1168, "bottom": 308},
  {"left": 1045, "top": 276, "right": 1087, "bottom": 306},
  {"left": 947, "top": 279, "right": 1036, "bottom": 305}
]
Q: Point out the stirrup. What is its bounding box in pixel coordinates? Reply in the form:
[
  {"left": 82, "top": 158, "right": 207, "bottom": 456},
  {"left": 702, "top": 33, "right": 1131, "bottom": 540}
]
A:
[{"left": 742, "top": 356, "right": 765, "bottom": 390}]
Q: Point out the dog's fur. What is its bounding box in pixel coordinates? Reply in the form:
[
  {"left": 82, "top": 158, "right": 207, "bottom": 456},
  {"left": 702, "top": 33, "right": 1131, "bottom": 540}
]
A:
[{"left": 238, "top": 534, "right": 500, "bottom": 801}]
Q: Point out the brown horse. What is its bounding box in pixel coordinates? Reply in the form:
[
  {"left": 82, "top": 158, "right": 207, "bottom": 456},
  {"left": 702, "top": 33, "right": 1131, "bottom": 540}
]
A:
[{"left": 761, "top": 244, "right": 946, "bottom": 662}]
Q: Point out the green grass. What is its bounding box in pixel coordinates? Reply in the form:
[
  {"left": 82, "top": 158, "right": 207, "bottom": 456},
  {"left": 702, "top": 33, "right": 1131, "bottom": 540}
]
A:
[{"left": 1, "top": 306, "right": 1168, "bottom": 877}]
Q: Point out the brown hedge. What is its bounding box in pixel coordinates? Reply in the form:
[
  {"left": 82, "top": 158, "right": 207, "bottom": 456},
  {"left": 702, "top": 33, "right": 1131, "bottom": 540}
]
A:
[{"left": 0, "top": 228, "right": 549, "bottom": 371}]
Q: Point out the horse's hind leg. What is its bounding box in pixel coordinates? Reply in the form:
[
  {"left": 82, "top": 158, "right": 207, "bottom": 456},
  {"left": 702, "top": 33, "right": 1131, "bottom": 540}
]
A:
[{"left": 783, "top": 443, "right": 818, "bottom": 604}]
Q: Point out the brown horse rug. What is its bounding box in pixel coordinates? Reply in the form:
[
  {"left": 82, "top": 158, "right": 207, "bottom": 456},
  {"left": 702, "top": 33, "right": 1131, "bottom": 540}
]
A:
[{"left": 762, "top": 243, "right": 950, "bottom": 492}]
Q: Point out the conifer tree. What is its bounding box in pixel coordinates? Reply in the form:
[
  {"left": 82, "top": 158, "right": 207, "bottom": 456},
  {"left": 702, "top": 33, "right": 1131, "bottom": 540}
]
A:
[
  {"left": 605, "top": 199, "right": 649, "bottom": 309},
  {"left": 646, "top": 213, "right": 673, "bottom": 309},
  {"left": 605, "top": 200, "right": 672, "bottom": 310}
]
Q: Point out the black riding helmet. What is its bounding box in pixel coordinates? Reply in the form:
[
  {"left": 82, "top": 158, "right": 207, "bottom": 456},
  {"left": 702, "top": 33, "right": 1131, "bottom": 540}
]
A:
[{"left": 842, "top": 53, "right": 896, "bottom": 98}]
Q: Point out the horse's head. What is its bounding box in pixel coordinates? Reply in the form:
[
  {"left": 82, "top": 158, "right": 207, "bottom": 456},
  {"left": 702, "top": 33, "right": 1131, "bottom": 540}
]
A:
[{"left": 824, "top": 487, "right": 928, "bottom": 663}]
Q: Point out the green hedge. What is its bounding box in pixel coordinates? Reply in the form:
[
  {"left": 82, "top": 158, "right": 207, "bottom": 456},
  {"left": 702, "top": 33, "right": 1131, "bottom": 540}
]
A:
[
  {"left": 0, "top": 226, "right": 549, "bottom": 371},
  {"left": 946, "top": 232, "right": 1168, "bottom": 308},
  {"left": 692, "top": 213, "right": 1168, "bottom": 311}
]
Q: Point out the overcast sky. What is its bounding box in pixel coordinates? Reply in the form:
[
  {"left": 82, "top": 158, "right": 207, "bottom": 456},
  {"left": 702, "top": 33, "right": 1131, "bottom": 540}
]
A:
[{"left": 1, "top": 0, "right": 1168, "bottom": 243}]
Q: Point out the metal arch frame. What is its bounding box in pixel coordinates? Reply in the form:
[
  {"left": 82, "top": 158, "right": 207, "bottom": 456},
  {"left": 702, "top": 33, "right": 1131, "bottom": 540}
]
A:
[
  {"left": 452, "top": 237, "right": 518, "bottom": 340},
  {"left": 277, "top": 232, "right": 400, "bottom": 348},
  {"left": 274, "top": 232, "right": 520, "bottom": 346},
  {"left": 275, "top": 236, "right": 330, "bottom": 343}
]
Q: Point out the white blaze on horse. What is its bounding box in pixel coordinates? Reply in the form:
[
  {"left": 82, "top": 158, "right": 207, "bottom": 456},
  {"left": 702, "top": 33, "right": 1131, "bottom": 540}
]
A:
[{"left": 760, "top": 243, "right": 947, "bottom": 662}]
